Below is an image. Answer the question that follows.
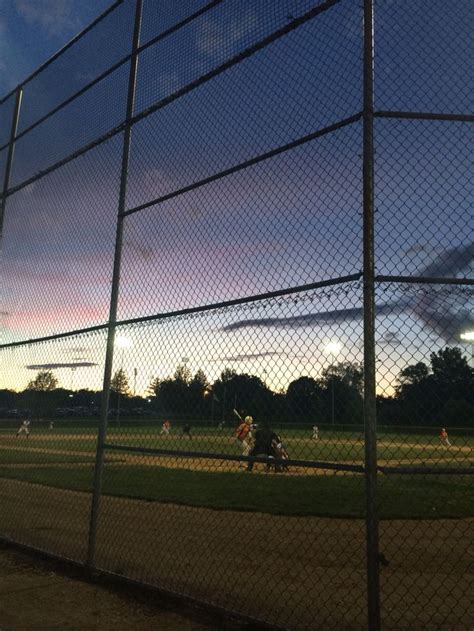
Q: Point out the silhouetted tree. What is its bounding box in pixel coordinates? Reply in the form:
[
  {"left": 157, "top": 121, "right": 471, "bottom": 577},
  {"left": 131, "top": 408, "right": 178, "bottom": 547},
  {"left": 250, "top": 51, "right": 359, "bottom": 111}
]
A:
[
  {"left": 394, "top": 347, "right": 473, "bottom": 425},
  {"left": 110, "top": 368, "right": 130, "bottom": 396},
  {"left": 396, "top": 362, "right": 429, "bottom": 388},
  {"left": 189, "top": 370, "right": 210, "bottom": 416},
  {"left": 286, "top": 377, "right": 322, "bottom": 422},
  {"left": 319, "top": 362, "right": 364, "bottom": 424},
  {"left": 0, "top": 389, "right": 17, "bottom": 409},
  {"left": 26, "top": 371, "right": 58, "bottom": 391}
]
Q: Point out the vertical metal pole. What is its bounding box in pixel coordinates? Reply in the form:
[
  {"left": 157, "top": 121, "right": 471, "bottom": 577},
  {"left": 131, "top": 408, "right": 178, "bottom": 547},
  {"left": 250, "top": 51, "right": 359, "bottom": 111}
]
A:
[
  {"left": 222, "top": 383, "right": 226, "bottom": 423},
  {"left": 87, "top": 0, "right": 143, "bottom": 570},
  {"left": 362, "top": 0, "right": 381, "bottom": 629},
  {"left": 0, "top": 87, "right": 23, "bottom": 237},
  {"left": 331, "top": 354, "right": 335, "bottom": 425}
]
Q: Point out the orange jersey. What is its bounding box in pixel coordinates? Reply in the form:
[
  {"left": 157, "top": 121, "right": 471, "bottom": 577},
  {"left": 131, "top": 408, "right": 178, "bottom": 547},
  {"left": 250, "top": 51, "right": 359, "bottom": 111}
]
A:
[{"left": 236, "top": 422, "right": 250, "bottom": 441}]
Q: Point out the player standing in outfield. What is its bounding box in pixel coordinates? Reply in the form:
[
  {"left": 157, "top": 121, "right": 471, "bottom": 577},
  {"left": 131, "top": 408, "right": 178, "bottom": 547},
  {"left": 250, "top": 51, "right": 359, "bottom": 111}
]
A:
[
  {"left": 312, "top": 424, "right": 319, "bottom": 440},
  {"left": 182, "top": 423, "right": 192, "bottom": 438},
  {"left": 49, "top": 421, "right": 54, "bottom": 430},
  {"left": 236, "top": 416, "right": 252, "bottom": 457},
  {"left": 16, "top": 419, "right": 31, "bottom": 438},
  {"left": 440, "top": 428, "right": 451, "bottom": 447},
  {"left": 160, "top": 420, "right": 171, "bottom": 435}
]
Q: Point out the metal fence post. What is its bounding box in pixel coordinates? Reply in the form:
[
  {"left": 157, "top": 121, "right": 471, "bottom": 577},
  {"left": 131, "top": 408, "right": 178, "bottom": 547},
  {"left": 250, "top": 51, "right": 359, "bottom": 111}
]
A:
[
  {"left": 0, "top": 86, "right": 23, "bottom": 237},
  {"left": 87, "top": 0, "right": 143, "bottom": 571},
  {"left": 362, "top": 0, "right": 381, "bottom": 629}
]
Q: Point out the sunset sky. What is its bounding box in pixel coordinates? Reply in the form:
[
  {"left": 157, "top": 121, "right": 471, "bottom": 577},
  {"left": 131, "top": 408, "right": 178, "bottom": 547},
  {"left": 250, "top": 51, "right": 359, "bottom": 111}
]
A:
[{"left": 0, "top": 0, "right": 472, "bottom": 395}]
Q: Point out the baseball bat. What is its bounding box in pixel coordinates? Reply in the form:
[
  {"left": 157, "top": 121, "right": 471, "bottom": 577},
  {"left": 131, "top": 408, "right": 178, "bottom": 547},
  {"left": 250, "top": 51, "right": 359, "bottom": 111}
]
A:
[{"left": 233, "top": 408, "right": 243, "bottom": 421}]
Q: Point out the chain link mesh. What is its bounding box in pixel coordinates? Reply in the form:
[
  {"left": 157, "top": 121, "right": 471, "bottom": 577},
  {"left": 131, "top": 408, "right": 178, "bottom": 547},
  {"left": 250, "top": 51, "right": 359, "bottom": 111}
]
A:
[
  {"left": 0, "top": 0, "right": 472, "bottom": 628},
  {"left": 374, "top": 0, "right": 472, "bottom": 114},
  {"left": 0, "top": 330, "right": 107, "bottom": 561},
  {"left": 15, "top": 0, "right": 134, "bottom": 134},
  {"left": 121, "top": 124, "right": 362, "bottom": 319},
  {"left": 1, "top": 136, "right": 123, "bottom": 342},
  {"left": 10, "top": 66, "right": 130, "bottom": 189},
  {"left": 374, "top": 119, "right": 473, "bottom": 277},
  {"left": 0, "top": 94, "right": 15, "bottom": 148}
]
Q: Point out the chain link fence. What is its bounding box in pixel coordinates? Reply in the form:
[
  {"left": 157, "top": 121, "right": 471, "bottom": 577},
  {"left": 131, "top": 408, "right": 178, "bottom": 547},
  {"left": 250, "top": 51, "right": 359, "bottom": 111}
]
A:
[{"left": 0, "top": 1, "right": 472, "bottom": 629}]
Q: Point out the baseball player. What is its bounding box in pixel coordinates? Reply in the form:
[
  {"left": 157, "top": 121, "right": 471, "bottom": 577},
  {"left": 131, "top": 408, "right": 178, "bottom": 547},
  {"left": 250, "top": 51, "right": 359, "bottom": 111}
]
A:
[
  {"left": 16, "top": 419, "right": 31, "bottom": 438},
  {"left": 247, "top": 421, "right": 281, "bottom": 472},
  {"left": 440, "top": 428, "right": 451, "bottom": 447},
  {"left": 236, "top": 416, "right": 252, "bottom": 457},
  {"left": 49, "top": 421, "right": 54, "bottom": 430},
  {"left": 268, "top": 433, "right": 290, "bottom": 472},
  {"left": 182, "top": 423, "right": 192, "bottom": 438},
  {"left": 312, "top": 424, "right": 319, "bottom": 440},
  {"left": 160, "top": 420, "right": 171, "bottom": 435}
]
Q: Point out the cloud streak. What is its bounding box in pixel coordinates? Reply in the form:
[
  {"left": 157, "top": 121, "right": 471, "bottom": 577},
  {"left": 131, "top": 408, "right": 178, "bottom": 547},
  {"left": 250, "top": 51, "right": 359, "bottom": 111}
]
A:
[
  {"left": 222, "top": 243, "right": 474, "bottom": 342},
  {"left": 214, "top": 351, "right": 283, "bottom": 362},
  {"left": 25, "top": 362, "right": 98, "bottom": 369}
]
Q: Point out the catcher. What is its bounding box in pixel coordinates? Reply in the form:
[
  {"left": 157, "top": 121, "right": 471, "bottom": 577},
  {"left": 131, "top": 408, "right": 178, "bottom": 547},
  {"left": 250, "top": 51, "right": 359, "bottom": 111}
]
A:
[
  {"left": 268, "top": 434, "right": 290, "bottom": 473},
  {"left": 247, "top": 421, "right": 287, "bottom": 472}
]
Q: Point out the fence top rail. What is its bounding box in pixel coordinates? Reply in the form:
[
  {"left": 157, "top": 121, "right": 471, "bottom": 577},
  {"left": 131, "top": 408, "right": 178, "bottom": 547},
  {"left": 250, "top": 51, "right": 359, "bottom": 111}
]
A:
[
  {"left": 104, "top": 442, "right": 366, "bottom": 473},
  {"left": 0, "top": 273, "right": 362, "bottom": 349},
  {"left": 104, "top": 443, "right": 474, "bottom": 475}
]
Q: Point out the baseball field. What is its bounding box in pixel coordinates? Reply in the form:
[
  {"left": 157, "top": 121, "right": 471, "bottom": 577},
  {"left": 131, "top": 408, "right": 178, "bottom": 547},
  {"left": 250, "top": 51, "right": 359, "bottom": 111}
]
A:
[
  {"left": 0, "top": 424, "right": 472, "bottom": 518},
  {"left": 0, "top": 423, "right": 473, "bottom": 629}
]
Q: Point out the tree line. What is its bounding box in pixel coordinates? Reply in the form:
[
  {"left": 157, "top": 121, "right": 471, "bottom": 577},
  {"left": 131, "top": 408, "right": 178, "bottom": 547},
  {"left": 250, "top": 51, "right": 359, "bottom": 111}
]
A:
[{"left": 0, "top": 347, "right": 472, "bottom": 427}]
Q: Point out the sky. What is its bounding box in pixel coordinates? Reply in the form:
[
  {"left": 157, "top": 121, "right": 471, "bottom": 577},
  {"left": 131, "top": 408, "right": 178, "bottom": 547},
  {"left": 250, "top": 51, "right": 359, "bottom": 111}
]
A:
[
  {"left": 0, "top": 0, "right": 472, "bottom": 396},
  {"left": 0, "top": 0, "right": 112, "bottom": 96}
]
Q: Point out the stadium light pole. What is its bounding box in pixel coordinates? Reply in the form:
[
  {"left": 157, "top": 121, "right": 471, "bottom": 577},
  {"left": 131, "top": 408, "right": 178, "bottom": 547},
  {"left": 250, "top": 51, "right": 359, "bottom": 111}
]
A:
[
  {"left": 69, "top": 366, "right": 76, "bottom": 398},
  {"left": 324, "top": 341, "right": 342, "bottom": 426},
  {"left": 203, "top": 388, "right": 214, "bottom": 422},
  {"left": 115, "top": 336, "right": 132, "bottom": 427},
  {"left": 460, "top": 331, "right": 474, "bottom": 367}
]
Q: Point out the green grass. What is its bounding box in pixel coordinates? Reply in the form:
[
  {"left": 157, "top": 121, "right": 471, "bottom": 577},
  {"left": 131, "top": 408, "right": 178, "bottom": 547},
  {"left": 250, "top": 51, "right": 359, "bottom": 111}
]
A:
[
  {"left": 0, "top": 463, "right": 472, "bottom": 519},
  {"left": 0, "top": 449, "right": 95, "bottom": 465},
  {"left": 1, "top": 428, "right": 472, "bottom": 465},
  {"left": 1, "top": 427, "right": 471, "bottom": 519}
]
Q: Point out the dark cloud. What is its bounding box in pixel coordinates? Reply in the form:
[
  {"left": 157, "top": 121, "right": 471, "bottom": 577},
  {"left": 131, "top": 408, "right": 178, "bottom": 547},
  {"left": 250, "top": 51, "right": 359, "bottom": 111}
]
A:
[
  {"left": 222, "top": 244, "right": 474, "bottom": 342},
  {"left": 215, "top": 351, "right": 282, "bottom": 362},
  {"left": 380, "top": 331, "right": 402, "bottom": 346},
  {"left": 222, "top": 302, "right": 405, "bottom": 332},
  {"left": 417, "top": 242, "right": 474, "bottom": 278},
  {"left": 26, "top": 362, "right": 98, "bottom": 369}
]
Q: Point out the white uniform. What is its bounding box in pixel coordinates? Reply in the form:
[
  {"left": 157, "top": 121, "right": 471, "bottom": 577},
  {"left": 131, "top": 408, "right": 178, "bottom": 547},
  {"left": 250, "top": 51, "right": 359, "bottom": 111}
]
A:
[
  {"left": 312, "top": 425, "right": 319, "bottom": 439},
  {"left": 17, "top": 420, "right": 31, "bottom": 437}
]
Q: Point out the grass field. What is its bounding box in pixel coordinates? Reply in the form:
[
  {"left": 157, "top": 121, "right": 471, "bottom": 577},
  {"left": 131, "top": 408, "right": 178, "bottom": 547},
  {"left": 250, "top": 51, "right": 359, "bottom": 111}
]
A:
[
  {"left": 0, "top": 424, "right": 472, "bottom": 520},
  {"left": 0, "top": 463, "right": 472, "bottom": 519},
  {"left": 2, "top": 424, "right": 473, "bottom": 462}
]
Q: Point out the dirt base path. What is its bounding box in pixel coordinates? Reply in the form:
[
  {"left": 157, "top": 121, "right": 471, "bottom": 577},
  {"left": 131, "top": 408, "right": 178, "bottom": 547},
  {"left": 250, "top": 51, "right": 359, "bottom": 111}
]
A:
[{"left": 0, "top": 477, "right": 472, "bottom": 630}]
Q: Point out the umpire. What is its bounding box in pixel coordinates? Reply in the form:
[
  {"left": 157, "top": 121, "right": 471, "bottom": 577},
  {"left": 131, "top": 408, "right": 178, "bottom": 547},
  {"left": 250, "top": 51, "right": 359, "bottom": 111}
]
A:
[{"left": 247, "top": 421, "right": 280, "bottom": 472}]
